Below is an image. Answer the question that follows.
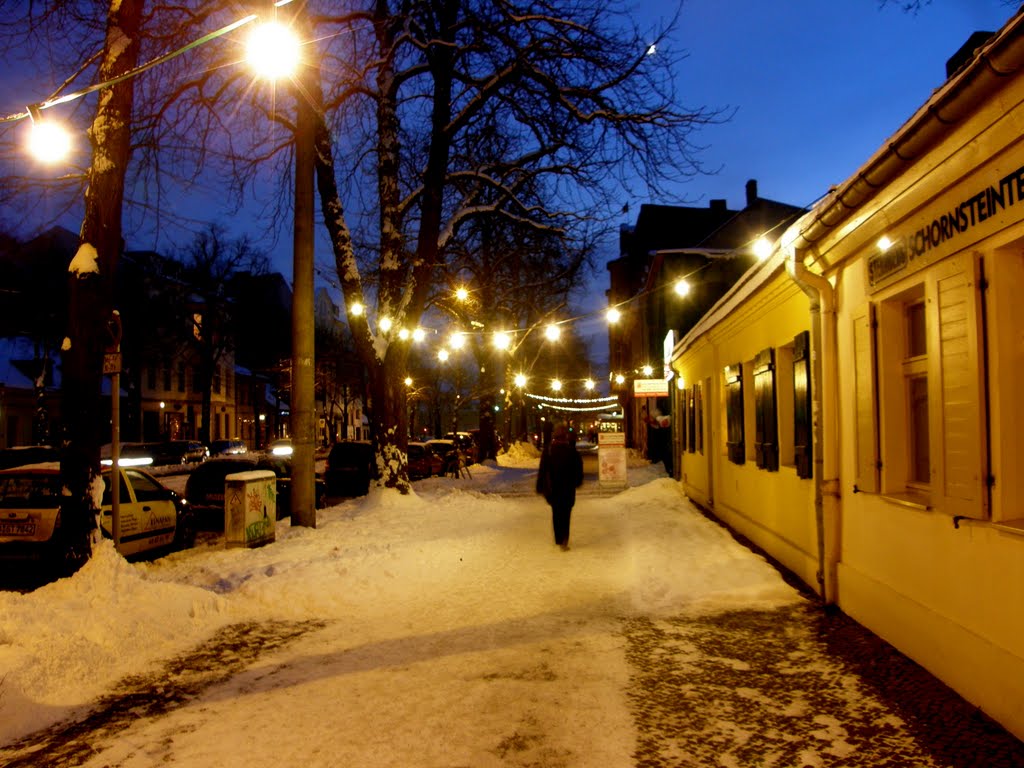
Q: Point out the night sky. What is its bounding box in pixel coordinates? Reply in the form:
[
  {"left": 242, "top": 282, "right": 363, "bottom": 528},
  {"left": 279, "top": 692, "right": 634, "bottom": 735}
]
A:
[{"left": 1, "top": 1, "right": 1019, "bottom": 292}]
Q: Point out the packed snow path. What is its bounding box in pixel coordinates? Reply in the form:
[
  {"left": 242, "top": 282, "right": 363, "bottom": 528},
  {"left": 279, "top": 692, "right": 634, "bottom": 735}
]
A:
[{"left": 2, "top": 454, "right": 1022, "bottom": 766}]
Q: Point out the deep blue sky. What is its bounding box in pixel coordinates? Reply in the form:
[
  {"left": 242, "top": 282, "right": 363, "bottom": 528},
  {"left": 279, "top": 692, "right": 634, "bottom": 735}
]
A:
[
  {"left": 3, "top": 1, "right": 1019, "bottom": 298},
  {"left": 627, "top": 0, "right": 1017, "bottom": 213},
  {"left": 570, "top": 0, "right": 1020, "bottom": 360}
]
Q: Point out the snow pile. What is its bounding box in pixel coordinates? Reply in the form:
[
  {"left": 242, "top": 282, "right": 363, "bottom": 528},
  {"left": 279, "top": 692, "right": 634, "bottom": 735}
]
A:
[{"left": 0, "top": 457, "right": 800, "bottom": 752}]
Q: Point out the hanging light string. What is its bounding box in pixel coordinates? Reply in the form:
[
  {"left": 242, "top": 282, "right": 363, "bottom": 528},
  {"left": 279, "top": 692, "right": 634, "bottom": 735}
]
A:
[
  {"left": 535, "top": 402, "right": 619, "bottom": 413},
  {"left": 524, "top": 392, "right": 617, "bottom": 404},
  {"left": 1, "top": 3, "right": 294, "bottom": 125}
]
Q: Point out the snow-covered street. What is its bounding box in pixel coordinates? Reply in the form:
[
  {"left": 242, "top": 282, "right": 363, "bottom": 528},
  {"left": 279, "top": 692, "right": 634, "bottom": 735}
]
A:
[{"left": 1, "top": 450, "right": 1020, "bottom": 767}]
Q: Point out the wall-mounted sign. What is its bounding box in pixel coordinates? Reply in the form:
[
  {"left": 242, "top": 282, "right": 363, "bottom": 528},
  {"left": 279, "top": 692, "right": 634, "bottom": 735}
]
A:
[
  {"left": 868, "top": 157, "right": 1024, "bottom": 289},
  {"left": 634, "top": 378, "right": 669, "bottom": 397}
]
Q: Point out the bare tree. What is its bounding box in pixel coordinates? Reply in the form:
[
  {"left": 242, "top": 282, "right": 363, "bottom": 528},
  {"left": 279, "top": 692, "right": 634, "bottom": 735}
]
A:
[
  {"left": 300, "top": 0, "right": 718, "bottom": 490},
  {"left": 0, "top": 0, "right": 717, "bottom": 494},
  {"left": 62, "top": 0, "right": 143, "bottom": 571},
  {"left": 172, "top": 225, "right": 268, "bottom": 443}
]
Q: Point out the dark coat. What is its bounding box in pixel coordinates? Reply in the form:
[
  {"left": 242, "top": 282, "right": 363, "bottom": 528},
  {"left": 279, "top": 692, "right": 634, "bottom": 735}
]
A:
[{"left": 536, "top": 440, "right": 584, "bottom": 507}]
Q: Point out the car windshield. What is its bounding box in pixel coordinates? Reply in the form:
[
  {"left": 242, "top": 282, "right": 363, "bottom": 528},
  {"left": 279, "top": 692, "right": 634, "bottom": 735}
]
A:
[
  {"left": 330, "top": 443, "right": 370, "bottom": 460},
  {"left": 0, "top": 473, "right": 63, "bottom": 507}
]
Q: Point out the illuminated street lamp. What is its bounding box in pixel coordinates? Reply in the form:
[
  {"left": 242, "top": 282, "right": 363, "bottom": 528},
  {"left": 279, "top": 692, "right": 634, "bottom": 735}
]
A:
[
  {"left": 26, "top": 111, "right": 72, "bottom": 165},
  {"left": 606, "top": 307, "right": 621, "bottom": 324},
  {"left": 248, "top": 12, "right": 316, "bottom": 527},
  {"left": 545, "top": 323, "right": 561, "bottom": 342},
  {"left": 673, "top": 279, "right": 691, "bottom": 298}
]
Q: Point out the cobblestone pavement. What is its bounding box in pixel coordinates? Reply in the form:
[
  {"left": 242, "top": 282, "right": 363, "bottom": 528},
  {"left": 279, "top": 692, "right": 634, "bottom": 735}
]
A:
[{"left": 624, "top": 600, "right": 1024, "bottom": 767}]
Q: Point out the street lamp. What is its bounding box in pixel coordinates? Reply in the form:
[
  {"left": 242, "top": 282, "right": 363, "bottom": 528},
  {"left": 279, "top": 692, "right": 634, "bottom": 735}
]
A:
[{"left": 247, "top": 11, "right": 316, "bottom": 527}]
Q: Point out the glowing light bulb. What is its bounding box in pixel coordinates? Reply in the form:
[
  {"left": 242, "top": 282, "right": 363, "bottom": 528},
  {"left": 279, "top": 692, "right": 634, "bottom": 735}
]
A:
[
  {"left": 642, "top": 365, "right": 654, "bottom": 377},
  {"left": 455, "top": 287, "right": 469, "bottom": 301},
  {"left": 606, "top": 307, "right": 621, "bottom": 324},
  {"left": 514, "top": 373, "right": 527, "bottom": 388},
  {"left": 450, "top": 332, "right": 466, "bottom": 349},
  {"left": 350, "top": 302, "right": 364, "bottom": 316},
  {"left": 28, "top": 120, "right": 72, "bottom": 164},
  {"left": 412, "top": 328, "right": 426, "bottom": 342},
  {"left": 753, "top": 237, "right": 772, "bottom": 260},
  {"left": 379, "top": 317, "right": 393, "bottom": 332},
  {"left": 674, "top": 279, "right": 691, "bottom": 297},
  {"left": 437, "top": 348, "right": 450, "bottom": 362},
  {"left": 551, "top": 379, "right": 562, "bottom": 392},
  {"left": 247, "top": 21, "right": 300, "bottom": 80},
  {"left": 545, "top": 324, "right": 561, "bottom": 341},
  {"left": 493, "top": 332, "right": 510, "bottom": 350},
  {"left": 584, "top": 379, "right": 595, "bottom": 390}
]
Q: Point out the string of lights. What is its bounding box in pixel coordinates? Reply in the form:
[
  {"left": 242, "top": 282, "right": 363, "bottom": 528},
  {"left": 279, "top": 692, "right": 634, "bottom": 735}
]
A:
[
  {"left": 535, "top": 402, "right": 620, "bottom": 413},
  {"left": 1, "top": 4, "right": 294, "bottom": 126},
  {"left": 524, "top": 392, "right": 618, "bottom": 404},
  {"left": 1, "top": 1, "right": 828, "bottom": 400}
]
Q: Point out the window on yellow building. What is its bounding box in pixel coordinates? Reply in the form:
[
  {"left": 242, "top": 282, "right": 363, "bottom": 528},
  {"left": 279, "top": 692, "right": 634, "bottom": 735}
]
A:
[
  {"left": 753, "top": 348, "right": 779, "bottom": 471},
  {"left": 860, "top": 253, "right": 986, "bottom": 518},
  {"left": 724, "top": 363, "right": 744, "bottom": 465}
]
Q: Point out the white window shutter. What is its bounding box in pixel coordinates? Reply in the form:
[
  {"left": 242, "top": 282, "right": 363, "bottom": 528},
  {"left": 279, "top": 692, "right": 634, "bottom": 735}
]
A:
[
  {"left": 853, "top": 305, "right": 879, "bottom": 493},
  {"left": 932, "top": 254, "right": 987, "bottom": 518}
]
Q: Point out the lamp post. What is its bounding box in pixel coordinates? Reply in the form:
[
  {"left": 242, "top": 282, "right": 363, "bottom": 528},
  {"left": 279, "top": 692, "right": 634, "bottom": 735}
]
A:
[{"left": 248, "top": 11, "right": 316, "bottom": 527}]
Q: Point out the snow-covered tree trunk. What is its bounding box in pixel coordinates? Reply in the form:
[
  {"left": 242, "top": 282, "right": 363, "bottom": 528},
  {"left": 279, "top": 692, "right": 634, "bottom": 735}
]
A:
[{"left": 61, "top": 0, "right": 142, "bottom": 571}]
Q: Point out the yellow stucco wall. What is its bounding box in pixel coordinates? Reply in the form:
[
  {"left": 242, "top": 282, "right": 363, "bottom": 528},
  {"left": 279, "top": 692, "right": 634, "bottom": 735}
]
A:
[
  {"left": 673, "top": 269, "right": 819, "bottom": 592},
  {"left": 822, "top": 88, "right": 1024, "bottom": 741}
]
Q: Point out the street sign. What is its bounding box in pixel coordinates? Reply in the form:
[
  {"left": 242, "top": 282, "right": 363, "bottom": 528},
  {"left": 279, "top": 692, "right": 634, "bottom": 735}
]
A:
[{"left": 103, "top": 352, "right": 122, "bottom": 375}]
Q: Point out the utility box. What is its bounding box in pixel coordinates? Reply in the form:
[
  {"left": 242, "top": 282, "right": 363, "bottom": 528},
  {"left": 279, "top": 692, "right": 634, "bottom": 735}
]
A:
[{"left": 224, "top": 470, "right": 277, "bottom": 548}]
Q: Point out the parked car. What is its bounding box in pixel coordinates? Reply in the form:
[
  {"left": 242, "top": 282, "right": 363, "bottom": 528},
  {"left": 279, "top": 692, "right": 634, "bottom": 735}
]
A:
[
  {"left": 184, "top": 455, "right": 326, "bottom": 528},
  {"left": 407, "top": 441, "right": 443, "bottom": 480},
  {"left": 208, "top": 439, "right": 247, "bottom": 456},
  {"left": 0, "top": 445, "right": 59, "bottom": 470},
  {"left": 151, "top": 440, "right": 208, "bottom": 466},
  {"left": 426, "top": 439, "right": 465, "bottom": 477},
  {"left": 0, "top": 465, "right": 195, "bottom": 575},
  {"left": 325, "top": 441, "right": 375, "bottom": 497}
]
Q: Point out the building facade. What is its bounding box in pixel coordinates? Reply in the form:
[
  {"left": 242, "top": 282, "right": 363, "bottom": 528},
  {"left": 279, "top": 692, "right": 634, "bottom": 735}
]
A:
[
  {"left": 608, "top": 186, "right": 803, "bottom": 459},
  {"left": 670, "top": 15, "right": 1024, "bottom": 740}
]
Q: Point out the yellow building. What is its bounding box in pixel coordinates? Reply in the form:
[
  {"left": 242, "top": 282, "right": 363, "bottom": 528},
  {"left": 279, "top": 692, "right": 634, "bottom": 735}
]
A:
[{"left": 670, "top": 13, "right": 1024, "bottom": 740}]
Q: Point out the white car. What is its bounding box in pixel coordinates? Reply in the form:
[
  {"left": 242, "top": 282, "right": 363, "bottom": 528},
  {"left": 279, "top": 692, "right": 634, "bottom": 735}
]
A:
[{"left": 0, "top": 465, "right": 196, "bottom": 576}]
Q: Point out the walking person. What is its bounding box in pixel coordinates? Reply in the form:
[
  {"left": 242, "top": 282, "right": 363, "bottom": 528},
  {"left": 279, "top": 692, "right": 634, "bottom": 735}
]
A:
[{"left": 536, "top": 422, "right": 584, "bottom": 550}]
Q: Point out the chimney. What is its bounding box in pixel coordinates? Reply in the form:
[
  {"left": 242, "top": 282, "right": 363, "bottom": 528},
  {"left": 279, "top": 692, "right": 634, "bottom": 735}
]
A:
[{"left": 746, "top": 179, "right": 758, "bottom": 207}]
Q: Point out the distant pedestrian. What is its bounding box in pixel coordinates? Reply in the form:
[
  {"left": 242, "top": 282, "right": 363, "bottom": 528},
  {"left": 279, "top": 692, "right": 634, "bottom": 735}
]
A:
[{"left": 536, "top": 422, "right": 584, "bottom": 550}]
